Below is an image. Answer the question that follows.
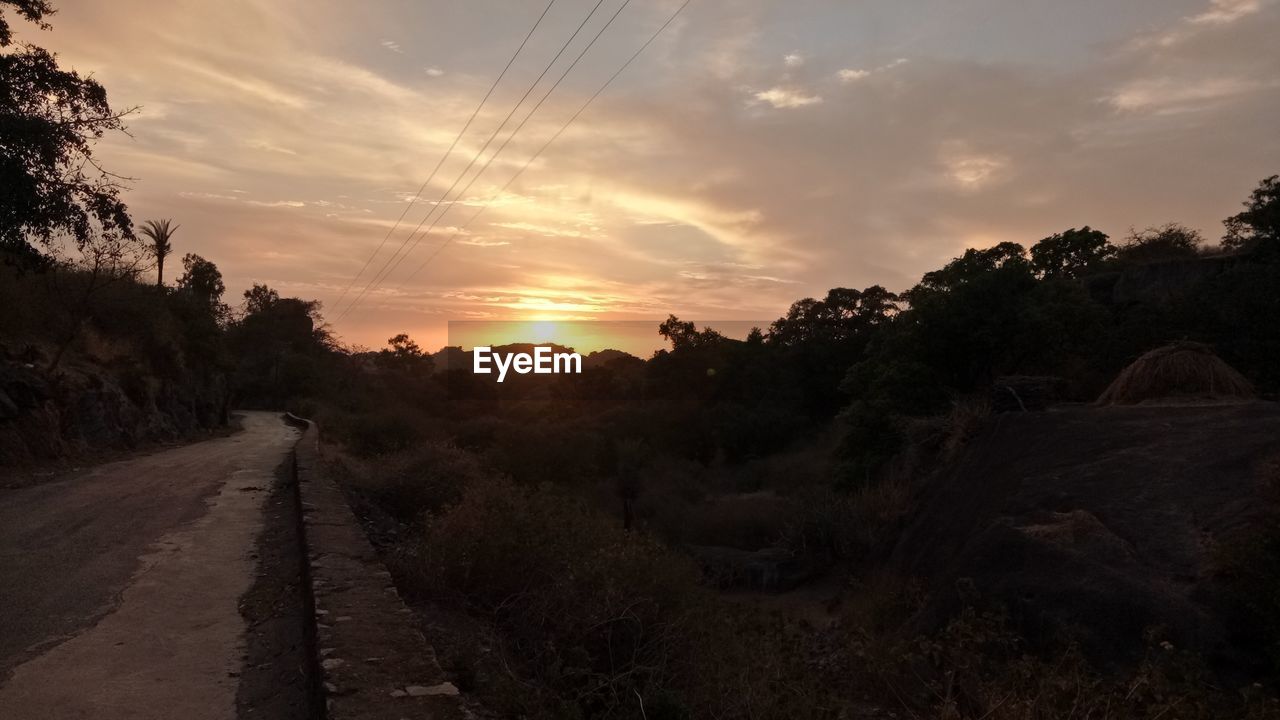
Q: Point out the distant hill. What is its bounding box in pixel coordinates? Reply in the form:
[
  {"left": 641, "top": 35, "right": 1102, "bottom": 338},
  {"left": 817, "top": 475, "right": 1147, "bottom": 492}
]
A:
[{"left": 583, "top": 348, "right": 640, "bottom": 368}]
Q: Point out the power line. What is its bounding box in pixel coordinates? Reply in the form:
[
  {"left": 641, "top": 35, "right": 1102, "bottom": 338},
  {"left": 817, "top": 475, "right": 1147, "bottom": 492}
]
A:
[
  {"left": 396, "top": 0, "right": 693, "bottom": 290},
  {"left": 336, "top": 0, "right": 613, "bottom": 321},
  {"left": 354, "top": 0, "right": 639, "bottom": 306},
  {"left": 338, "top": 0, "right": 613, "bottom": 321},
  {"left": 331, "top": 0, "right": 557, "bottom": 310}
]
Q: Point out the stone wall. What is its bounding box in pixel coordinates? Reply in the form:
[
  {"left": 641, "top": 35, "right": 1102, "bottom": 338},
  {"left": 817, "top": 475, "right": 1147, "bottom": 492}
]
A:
[{"left": 287, "top": 415, "right": 470, "bottom": 719}]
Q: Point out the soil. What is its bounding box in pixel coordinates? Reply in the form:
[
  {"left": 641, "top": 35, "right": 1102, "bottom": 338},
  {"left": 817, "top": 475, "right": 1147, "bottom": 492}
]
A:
[
  {"left": 0, "top": 415, "right": 244, "bottom": 490},
  {"left": 235, "top": 459, "right": 318, "bottom": 719}
]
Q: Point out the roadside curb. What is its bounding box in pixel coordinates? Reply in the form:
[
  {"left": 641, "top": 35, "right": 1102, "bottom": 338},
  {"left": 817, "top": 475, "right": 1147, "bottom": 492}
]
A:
[{"left": 285, "top": 414, "right": 467, "bottom": 719}]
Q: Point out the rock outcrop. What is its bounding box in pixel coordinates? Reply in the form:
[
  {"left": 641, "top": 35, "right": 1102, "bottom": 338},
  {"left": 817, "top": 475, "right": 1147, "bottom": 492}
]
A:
[
  {"left": 0, "top": 346, "right": 228, "bottom": 466},
  {"left": 886, "top": 402, "right": 1280, "bottom": 680}
]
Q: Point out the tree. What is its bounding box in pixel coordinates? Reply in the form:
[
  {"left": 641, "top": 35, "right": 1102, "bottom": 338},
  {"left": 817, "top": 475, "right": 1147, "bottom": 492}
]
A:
[
  {"left": 1, "top": 0, "right": 135, "bottom": 262},
  {"left": 1223, "top": 175, "right": 1280, "bottom": 254},
  {"left": 1030, "top": 226, "right": 1114, "bottom": 278},
  {"left": 228, "top": 286, "right": 332, "bottom": 407},
  {"left": 242, "top": 283, "right": 279, "bottom": 315},
  {"left": 379, "top": 333, "right": 433, "bottom": 373},
  {"left": 139, "top": 219, "right": 178, "bottom": 287},
  {"left": 175, "top": 253, "right": 225, "bottom": 314},
  {"left": 912, "top": 242, "right": 1029, "bottom": 296},
  {"left": 45, "top": 226, "right": 147, "bottom": 370},
  {"left": 388, "top": 333, "right": 421, "bottom": 357},
  {"left": 658, "top": 314, "right": 723, "bottom": 351},
  {"left": 1116, "top": 223, "right": 1203, "bottom": 264},
  {"left": 769, "top": 285, "right": 898, "bottom": 347}
]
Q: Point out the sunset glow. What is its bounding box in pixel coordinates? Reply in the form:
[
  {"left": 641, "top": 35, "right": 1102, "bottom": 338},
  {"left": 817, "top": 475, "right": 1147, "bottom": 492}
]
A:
[{"left": 36, "top": 0, "right": 1280, "bottom": 351}]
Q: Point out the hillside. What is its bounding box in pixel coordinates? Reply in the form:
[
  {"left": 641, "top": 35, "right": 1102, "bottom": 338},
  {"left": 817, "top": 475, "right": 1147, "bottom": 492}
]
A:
[{"left": 887, "top": 401, "right": 1280, "bottom": 679}]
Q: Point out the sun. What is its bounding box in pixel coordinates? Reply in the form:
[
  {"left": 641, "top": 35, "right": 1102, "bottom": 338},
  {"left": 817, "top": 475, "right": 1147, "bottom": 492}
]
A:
[{"left": 527, "top": 320, "right": 562, "bottom": 344}]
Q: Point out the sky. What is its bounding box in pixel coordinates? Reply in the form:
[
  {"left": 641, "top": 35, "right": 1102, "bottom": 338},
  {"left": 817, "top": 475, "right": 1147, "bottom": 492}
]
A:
[{"left": 26, "top": 0, "right": 1280, "bottom": 352}]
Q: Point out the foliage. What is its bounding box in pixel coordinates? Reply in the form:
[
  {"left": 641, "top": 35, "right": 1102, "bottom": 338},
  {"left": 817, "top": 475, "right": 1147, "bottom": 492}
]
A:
[
  {"left": 377, "top": 332, "right": 433, "bottom": 374},
  {"left": 1224, "top": 175, "right": 1280, "bottom": 253},
  {"left": 351, "top": 441, "right": 485, "bottom": 521},
  {"left": 0, "top": 2, "right": 54, "bottom": 47},
  {"left": 657, "top": 313, "right": 723, "bottom": 351},
  {"left": 848, "top": 608, "right": 1278, "bottom": 720},
  {"left": 912, "top": 241, "right": 1030, "bottom": 295},
  {"left": 336, "top": 409, "right": 422, "bottom": 457},
  {"left": 225, "top": 283, "right": 333, "bottom": 408},
  {"left": 416, "top": 474, "right": 832, "bottom": 719},
  {"left": 174, "top": 253, "right": 224, "bottom": 315},
  {"left": 138, "top": 219, "right": 178, "bottom": 287},
  {"left": 1030, "top": 226, "right": 1114, "bottom": 278},
  {"left": 0, "top": 0, "right": 134, "bottom": 261},
  {"left": 1117, "top": 223, "right": 1205, "bottom": 263}
]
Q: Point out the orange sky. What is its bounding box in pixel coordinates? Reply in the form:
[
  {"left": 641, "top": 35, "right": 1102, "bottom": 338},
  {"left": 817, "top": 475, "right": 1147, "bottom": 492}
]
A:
[{"left": 28, "top": 0, "right": 1280, "bottom": 352}]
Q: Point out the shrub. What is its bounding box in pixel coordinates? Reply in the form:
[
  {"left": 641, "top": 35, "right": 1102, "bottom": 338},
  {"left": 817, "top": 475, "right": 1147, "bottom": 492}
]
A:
[
  {"left": 414, "top": 476, "right": 825, "bottom": 719},
  {"left": 359, "top": 442, "right": 489, "bottom": 523},
  {"left": 837, "top": 606, "right": 1280, "bottom": 720},
  {"left": 336, "top": 409, "right": 422, "bottom": 457}
]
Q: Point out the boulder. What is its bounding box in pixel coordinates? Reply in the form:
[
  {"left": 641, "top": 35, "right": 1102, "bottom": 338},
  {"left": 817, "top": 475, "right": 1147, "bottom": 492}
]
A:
[{"left": 885, "top": 403, "right": 1280, "bottom": 678}]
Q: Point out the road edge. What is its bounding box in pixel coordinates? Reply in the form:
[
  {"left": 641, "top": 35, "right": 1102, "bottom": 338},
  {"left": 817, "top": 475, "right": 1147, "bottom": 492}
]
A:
[{"left": 285, "top": 413, "right": 468, "bottom": 720}]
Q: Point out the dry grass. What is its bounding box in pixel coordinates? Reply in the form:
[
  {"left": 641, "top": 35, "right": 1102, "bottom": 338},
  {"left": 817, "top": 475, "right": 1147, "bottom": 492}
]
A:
[{"left": 1098, "top": 341, "right": 1254, "bottom": 405}]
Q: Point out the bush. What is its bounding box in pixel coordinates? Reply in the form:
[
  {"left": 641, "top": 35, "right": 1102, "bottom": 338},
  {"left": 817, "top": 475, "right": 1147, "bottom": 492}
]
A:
[
  {"left": 336, "top": 410, "right": 422, "bottom": 457},
  {"left": 358, "top": 442, "right": 489, "bottom": 523},
  {"left": 414, "top": 476, "right": 824, "bottom": 719}
]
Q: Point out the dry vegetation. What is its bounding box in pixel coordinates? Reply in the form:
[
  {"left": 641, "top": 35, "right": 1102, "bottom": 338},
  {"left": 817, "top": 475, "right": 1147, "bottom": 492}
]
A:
[
  {"left": 1097, "top": 341, "right": 1254, "bottom": 405},
  {"left": 326, "top": 394, "right": 1280, "bottom": 720}
]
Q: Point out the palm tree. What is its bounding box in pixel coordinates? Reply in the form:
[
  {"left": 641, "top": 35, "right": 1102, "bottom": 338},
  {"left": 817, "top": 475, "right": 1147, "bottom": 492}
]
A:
[{"left": 140, "top": 219, "right": 179, "bottom": 288}]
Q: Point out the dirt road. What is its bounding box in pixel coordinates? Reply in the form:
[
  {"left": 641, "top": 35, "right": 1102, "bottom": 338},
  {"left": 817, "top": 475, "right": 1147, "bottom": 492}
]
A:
[{"left": 0, "top": 411, "right": 301, "bottom": 719}]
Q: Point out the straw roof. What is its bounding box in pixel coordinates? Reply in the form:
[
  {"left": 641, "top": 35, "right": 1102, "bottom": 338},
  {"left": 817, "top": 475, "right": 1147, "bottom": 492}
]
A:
[{"left": 1097, "top": 342, "right": 1253, "bottom": 405}]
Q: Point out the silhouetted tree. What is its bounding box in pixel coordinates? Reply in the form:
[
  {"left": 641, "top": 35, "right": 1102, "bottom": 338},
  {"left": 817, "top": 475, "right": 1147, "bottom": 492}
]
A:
[
  {"left": 1116, "top": 223, "right": 1204, "bottom": 264},
  {"left": 176, "top": 253, "right": 225, "bottom": 316},
  {"left": 1030, "top": 226, "right": 1114, "bottom": 278},
  {"left": 1223, "top": 175, "right": 1280, "bottom": 254},
  {"left": 379, "top": 333, "right": 433, "bottom": 374},
  {"left": 769, "top": 286, "right": 898, "bottom": 347},
  {"left": 45, "top": 228, "right": 147, "bottom": 370},
  {"left": 139, "top": 219, "right": 178, "bottom": 287},
  {"left": 658, "top": 314, "right": 724, "bottom": 351},
  {"left": 0, "top": 0, "right": 135, "bottom": 264},
  {"left": 765, "top": 286, "right": 900, "bottom": 417},
  {"left": 912, "top": 242, "right": 1029, "bottom": 296},
  {"left": 242, "top": 283, "right": 279, "bottom": 315},
  {"left": 228, "top": 285, "right": 332, "bottom": 407}
]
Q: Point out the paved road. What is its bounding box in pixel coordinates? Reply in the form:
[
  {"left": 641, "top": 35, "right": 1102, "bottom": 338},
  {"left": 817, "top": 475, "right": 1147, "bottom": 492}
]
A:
[{"left": 0, "top": 412, "right": 300, "bottom": 719}]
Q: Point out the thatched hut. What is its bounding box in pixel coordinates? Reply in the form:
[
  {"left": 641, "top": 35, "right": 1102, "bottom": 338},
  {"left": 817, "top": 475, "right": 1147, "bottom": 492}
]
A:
[{"left": 1097, "top": 342, "right": 1253, "bottom": 405}]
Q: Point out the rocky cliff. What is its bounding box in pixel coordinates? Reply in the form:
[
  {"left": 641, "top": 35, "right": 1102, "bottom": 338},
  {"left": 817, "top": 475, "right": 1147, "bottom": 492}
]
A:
[{"left": 0, "top": 345, "right": 228, "bottom": 466}]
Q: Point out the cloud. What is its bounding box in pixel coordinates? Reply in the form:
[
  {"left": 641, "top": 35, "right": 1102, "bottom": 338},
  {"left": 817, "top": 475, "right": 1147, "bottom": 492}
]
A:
[
  {"left": 247, "top": 139, "right": 298, "bottom": 155},
  {"left": 380, "top": 39, "right": 403, "bottom": 53},
  {"left": 939, "top": 142, "right": 1009, "bottom": 189},
  {"left": 753, "top": 86, "right": 822, "bottom": 108},
  {"left": 490, "top": 221, "right": 599, "bottom": 238},
  {"left": 245, "top": 200, "right": 308, "bottom": 208},
  {"left": 424, "top": 66, "right": 445, "bottom": 77},
  {"left": 783, "top": 52, "right": 804, "bottom": 67},
  {"left": 1137, "top": 0, "right": 1267, "bottom": 47},
  {"left": 35, "top": 0, "right": 1280, "bottom": 351},
  {"left": 837, "top": 58, "right": 908, "bottom": 82},
  {"left": 1106, "top": 76, "right": 1261, "bottom": 112},
  {"left": 1189, "top": 0, "right": 1262, "bottom": 25}
]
